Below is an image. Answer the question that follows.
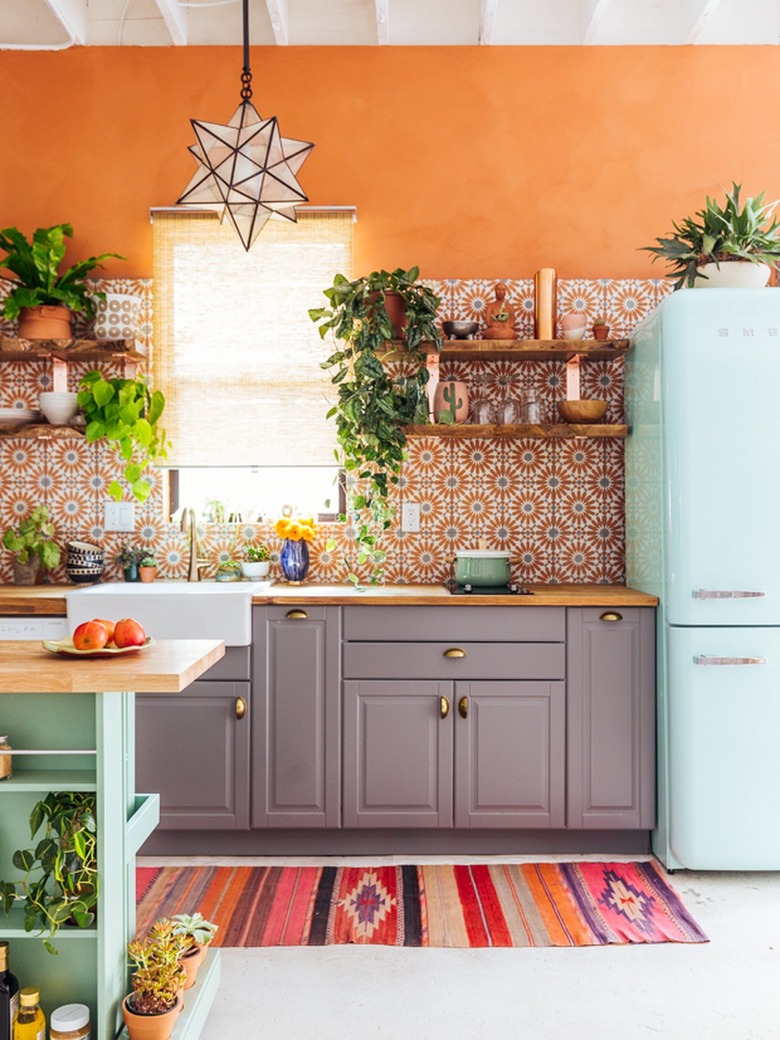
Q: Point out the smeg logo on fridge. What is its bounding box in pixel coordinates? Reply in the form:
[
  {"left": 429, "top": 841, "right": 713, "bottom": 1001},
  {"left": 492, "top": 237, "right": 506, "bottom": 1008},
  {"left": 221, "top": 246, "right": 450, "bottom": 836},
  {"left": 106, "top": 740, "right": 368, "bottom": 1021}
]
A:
[{"left": 717, "top": 326, "right": 780, "bottom": 337}]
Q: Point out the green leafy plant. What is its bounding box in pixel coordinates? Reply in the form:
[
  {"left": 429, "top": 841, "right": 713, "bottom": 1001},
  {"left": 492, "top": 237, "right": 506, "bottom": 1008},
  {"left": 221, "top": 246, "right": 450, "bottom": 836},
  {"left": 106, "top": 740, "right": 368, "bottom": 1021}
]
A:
[
  {"left": 2, "top": 505, "right": 60, "bottom": 570},
  {"left": 126, "top": 918, "right": 187, "bottom": 1015},
  {"left": 310, "top": 266, "right": 442, "bottom": 586},
  {"left": 170, "top": 912, "right": 219, "bottom": 949},
  {"left": 114, "top": 543, "right": 143, "bottom": 568},
  {"left": 245, "top": 543, "right": 270, "bottom": 562},
  {"left": 77, "top": 369, "right": 168, "bottom": 502},
  {"left": 0, "top": 791, "right": 97, "bottom": 955},
  {"left": 0, "top": 223, "right": 124, "bottom": 320},
  {"left": 139, "top": 554, "right": 157, "bottom": 568},
  {"left": 642, "top": 182, "right": 780, "bottom": 289}
]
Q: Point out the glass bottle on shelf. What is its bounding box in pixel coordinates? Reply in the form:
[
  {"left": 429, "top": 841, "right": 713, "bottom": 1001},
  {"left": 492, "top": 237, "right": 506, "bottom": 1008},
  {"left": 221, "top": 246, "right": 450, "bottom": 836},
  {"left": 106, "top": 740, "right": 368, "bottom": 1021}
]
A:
[
  {"left": 13, "top": 988, "right": 45, "bottom": 1040},
  {"left": 0, "top": 941, "right": 20, "bottom": 1040},
  {"left": 524, "top": 391, "right": 541, "bottom": 423},
  {"left": 470, "top": 373, "right": 495, "bottom": 425}
]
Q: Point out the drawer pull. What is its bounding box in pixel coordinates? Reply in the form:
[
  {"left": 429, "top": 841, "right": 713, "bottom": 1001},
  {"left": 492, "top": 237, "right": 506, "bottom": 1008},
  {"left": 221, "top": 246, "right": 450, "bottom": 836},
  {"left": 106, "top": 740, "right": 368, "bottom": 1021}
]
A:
[
  {"left": 443, "top": 647, "right": 467, "bottom": 659},
  {"left": 440, "top": 696, "right": 450, "bottom": 719},
  {"left": 458, "top": 696, "right": 468, "bottom": 719},
  {"left": 599, "top": 611, "right": 622, "bottom": 622},
  {"left": 285, "top": 609, "right": 308, "bottom": 619},
  {"left": 235, "top": 696, "right": 247, "bottom": 720}
]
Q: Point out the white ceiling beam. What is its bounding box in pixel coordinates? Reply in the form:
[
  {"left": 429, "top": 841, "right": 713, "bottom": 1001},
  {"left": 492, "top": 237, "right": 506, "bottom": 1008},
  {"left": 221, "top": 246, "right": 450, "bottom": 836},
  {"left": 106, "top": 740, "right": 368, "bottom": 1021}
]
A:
[
  {"left": 375, "top": 0, "right": 390, "bottom": 45},
  {"left": 581, "top": 0, "right": 612, "bottom": 44},
  {"left": 479, "top": 0, "right": 499, "bottom": 45},
  {"left": 42, "top": 0, "right": 88, "bottom": 44},
  {"left": 264, "top": 0, "right": 289, "bottom": 45},
  {"left": 683, "top": 0, "right": 724, "bottom": 44},
  {"left": 152, "top": 0, "right": 188, "bottom": 46}
]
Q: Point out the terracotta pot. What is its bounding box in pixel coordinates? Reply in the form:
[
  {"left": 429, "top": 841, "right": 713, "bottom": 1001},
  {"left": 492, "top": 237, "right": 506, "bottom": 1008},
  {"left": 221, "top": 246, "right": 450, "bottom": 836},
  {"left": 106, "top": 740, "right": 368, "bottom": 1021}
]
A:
[
  {"left": 433, "top": 380, "right": 469, "bottom": 423},
  {"left": 371, "top": 290, "right": 407, "bottom": 340},
  {"left": 138, "top": 566, "right": 157, "bottom": 583},
  {"left": 17, "top": 305, "right": 72, "bottom": 339},
  {"left": 122, "top": 995, "right": 180, "bottom": 1040},
  {"left": 12, "top": 557, "right": 43, "bottom": 586},
  {"left": 180, "top": 942, "right": 207, "bottom": 989},
  {"left": 592, "top": 325, "right": 610, "bottom": 340}
]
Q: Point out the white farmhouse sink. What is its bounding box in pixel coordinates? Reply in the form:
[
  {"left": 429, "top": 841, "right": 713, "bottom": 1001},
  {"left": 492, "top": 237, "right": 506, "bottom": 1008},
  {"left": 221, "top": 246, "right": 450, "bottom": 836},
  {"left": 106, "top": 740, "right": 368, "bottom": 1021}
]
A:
[{"left": 66, "top": 581, "right": 272, "bottom": 646}]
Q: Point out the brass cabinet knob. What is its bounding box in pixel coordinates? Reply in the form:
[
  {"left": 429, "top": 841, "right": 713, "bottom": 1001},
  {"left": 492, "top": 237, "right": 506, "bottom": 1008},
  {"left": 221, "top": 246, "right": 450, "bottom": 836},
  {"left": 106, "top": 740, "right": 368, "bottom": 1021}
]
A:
[
  {"left": 285, "top": 609, "right": 308, "bottom": 619},
  {"left": 599, "top": 611, "right": 622, "bottom": 622},
  {"left": 235, "top": 696, "right": 247, "bottom": 720},
  {"left": 440, "top": 696, "right": 450, "bottom": 719},
  {"left": 443, "top": 647, "right": 466, "bottom": 658},
  {"left": 458, "top": 696, "right": 468, "bottom": 719}
]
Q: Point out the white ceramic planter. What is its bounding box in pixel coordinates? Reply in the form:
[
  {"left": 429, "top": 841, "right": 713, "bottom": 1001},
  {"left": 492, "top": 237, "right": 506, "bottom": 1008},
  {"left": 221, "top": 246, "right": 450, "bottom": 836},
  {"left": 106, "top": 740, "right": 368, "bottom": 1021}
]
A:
[
  {"left": 693, "top": 262, "right": 771, "bottom": 289},
  {"left": 241, "top": 560, "right": 270, "bottom": 579}
]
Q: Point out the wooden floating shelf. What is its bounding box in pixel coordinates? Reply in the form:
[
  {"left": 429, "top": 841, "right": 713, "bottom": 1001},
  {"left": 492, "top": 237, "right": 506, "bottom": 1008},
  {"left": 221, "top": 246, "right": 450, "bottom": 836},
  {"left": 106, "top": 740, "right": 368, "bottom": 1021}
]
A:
[
  {"left": 406, "top": 423, "right": 628, "bottom": 439},
  {"left": 425, "top": 338, "right": 630, "bottom": 361},
  {"left": 0, "top": 336, "right": 145, "bottom": 363},
  {"left": 0, "top": 423, "right": 84, "bottom": 440}
]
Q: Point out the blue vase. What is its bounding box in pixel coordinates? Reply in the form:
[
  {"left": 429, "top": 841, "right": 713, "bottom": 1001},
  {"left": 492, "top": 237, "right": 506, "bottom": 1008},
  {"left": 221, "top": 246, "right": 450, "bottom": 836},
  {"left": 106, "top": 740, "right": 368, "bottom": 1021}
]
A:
[{"left": 280, "top": 539, "right": 310, "bottom": 583}]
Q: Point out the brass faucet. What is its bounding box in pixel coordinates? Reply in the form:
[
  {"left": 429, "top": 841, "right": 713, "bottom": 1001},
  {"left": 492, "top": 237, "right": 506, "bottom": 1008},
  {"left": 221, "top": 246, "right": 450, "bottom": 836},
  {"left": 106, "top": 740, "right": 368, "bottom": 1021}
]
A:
[{"left": 180, "top": 508, "right": 201, "bottom": 582}]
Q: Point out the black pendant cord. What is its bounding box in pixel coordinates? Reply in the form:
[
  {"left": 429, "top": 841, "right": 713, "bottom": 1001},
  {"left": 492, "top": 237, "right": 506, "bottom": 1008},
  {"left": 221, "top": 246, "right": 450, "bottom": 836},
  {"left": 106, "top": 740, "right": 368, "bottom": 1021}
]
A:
[{"left": 240, "top": 0, "right": 252, "bottom": 101}]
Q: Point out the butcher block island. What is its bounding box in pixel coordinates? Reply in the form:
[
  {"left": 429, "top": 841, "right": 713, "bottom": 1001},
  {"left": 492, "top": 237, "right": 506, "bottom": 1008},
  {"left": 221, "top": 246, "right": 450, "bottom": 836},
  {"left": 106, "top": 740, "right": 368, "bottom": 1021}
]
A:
[{"left": 0, "top": 638, "right": 224, "bottom": 1040}]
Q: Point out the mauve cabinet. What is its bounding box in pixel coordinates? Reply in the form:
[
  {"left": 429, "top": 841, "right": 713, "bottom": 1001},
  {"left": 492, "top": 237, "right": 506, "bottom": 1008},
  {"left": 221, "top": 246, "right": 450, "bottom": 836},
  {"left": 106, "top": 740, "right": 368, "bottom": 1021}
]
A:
[
  {"left": 135, "top": 647, "right": 251, "bottom": 830},
  {"left": 252, "top": 605, "right": 341, "bottom": 827},
  {"left": 566, "top": 607, "right": 656, "bottom": 829}
]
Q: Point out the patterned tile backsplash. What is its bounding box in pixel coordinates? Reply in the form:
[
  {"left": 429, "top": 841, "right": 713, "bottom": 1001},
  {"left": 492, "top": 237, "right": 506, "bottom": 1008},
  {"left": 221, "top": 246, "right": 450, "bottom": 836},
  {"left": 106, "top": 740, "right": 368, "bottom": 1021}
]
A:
[{"left": 0, "top": 276, "right": 670, "bottom": 587}]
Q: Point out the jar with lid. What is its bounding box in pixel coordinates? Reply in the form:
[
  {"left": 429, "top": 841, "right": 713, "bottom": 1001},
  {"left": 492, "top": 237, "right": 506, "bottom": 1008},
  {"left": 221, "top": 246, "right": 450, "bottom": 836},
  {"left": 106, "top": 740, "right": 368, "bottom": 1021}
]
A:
[
  {"left": 12, "top": 988, "right": 45, "bottom": 1040},
  {"left": 0, "top": 736, "right": 10, "bottom": 781},
  {"left": 49, "top": 1004, "right": 90, "bottom": 1040}
]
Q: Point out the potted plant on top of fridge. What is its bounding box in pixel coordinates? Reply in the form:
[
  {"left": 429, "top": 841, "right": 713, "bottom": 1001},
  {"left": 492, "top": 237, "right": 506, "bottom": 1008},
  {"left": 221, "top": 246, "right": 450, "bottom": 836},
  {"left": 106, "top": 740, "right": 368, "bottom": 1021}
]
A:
[
  {"left": 641, "top": 182, "right": 780, "bottom": 289},
  {"left": 0, "top": 223, "right": 124, "bottom": 339}
]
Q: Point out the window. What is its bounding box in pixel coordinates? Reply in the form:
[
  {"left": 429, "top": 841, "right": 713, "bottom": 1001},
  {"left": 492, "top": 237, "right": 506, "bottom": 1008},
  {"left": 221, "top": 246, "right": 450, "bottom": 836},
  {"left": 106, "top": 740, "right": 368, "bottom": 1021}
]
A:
[{"left": 151, "top": 208, "right": 354, "bottom": 515}]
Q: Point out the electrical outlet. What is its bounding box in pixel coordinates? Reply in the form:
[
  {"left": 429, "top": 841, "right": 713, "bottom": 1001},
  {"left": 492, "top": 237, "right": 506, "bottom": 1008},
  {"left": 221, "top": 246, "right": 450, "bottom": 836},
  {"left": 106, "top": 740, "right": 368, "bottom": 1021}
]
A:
[
  {"left": 401, "top": 502, "right": 421, "bottom": 532},
  {"left": 104, "top": 501, "right": 135, "bottom": 532}
]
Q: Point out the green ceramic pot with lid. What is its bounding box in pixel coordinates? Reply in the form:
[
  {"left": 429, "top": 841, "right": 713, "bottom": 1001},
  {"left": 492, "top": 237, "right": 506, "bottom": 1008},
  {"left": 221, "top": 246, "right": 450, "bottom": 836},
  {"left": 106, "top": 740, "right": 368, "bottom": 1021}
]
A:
[{"left": 453, "top": 550, "right": 511, "bottom": 587}]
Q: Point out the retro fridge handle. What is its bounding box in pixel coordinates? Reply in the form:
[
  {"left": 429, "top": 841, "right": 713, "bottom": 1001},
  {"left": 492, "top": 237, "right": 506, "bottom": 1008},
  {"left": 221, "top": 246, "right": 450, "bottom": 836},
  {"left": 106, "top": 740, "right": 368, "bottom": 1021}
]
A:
[
  {"left": 693, "top": 589, "right": 766, "bottom": 599},
  {"left": 694, "top": 655, "right": 767, "bottom": 666}
]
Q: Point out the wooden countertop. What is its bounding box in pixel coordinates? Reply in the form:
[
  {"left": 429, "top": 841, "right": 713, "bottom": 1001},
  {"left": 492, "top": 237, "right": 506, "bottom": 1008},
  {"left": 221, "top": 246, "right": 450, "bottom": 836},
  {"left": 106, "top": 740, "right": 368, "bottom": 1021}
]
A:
[
  {"left": 0, "top": 638, "right": 225, "bottom": 693},
  {"left": 0, "top": 582, "right": 658, "bottom": 612}
]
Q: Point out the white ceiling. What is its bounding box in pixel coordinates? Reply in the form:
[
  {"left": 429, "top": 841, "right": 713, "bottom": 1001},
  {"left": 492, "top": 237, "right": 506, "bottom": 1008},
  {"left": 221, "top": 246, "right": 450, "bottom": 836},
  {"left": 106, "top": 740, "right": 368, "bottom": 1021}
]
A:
[{"left": 1, "top": 0, "right": 780, "bottom": 49}]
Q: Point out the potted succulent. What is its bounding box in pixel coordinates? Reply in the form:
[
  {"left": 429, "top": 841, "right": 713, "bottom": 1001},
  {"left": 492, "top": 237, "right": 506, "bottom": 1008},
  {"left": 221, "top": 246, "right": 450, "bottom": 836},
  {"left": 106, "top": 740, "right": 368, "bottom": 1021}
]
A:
[
  {"left": 0, "top": 223, "right": 124, "bottom": 338},
  {"left": 592, "top": 317, "right": 610, "bottom": 341},
  {"left": 0, "top": 791, "right": 97, "bottom": 955},
  {"left": 642, "top": 182, "right": 780, "bottom": 289},
  {"left": 115, "top": 543, "right": 143, "bottom": 582},
  {"left": 77, "top": 369, "right": 168, "bottom": 503},
  {"left": 215, "top": 558, "right": 243, "bottom": 582},
  {"left": 138, "top": 554, "right": 158, "bottom": 583},
  {"left": 309, "top": 266, "right": 442, "bottom": 585},
  {"left": 241, "top": 543, "right": 270, "bottom": 579},
  {"left": 2, "top": 505, "right": 61, "bottom": 585},
  {"left": 169, "top": 912, "right": 218, "bottom": 990},
  {"left": 124, "top": 918, "right": 187, "bottom": 1040}
]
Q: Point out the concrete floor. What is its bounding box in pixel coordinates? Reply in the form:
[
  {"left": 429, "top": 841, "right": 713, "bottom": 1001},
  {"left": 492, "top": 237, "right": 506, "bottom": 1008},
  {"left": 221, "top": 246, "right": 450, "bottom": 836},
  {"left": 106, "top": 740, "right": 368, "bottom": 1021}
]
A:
[{"left": 147, "top": 856, "right": 780, "bottom": 1040}]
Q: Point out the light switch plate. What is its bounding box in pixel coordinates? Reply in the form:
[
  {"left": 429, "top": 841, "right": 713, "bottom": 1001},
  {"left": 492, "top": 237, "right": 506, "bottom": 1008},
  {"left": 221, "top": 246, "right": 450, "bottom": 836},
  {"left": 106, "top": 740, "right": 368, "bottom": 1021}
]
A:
[
  {"left": 104, "top": 501, "right": 135, "bottom": 532},
  {"left": 401, "top": 502, "right": 421, "bottom": 532}
]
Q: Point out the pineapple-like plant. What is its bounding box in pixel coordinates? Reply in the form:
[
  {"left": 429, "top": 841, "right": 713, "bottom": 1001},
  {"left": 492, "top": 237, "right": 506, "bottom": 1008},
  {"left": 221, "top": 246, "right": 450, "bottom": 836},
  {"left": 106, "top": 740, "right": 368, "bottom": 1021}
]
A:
[{"left": 126, "top": 918, "right": 187, "bottom": 1015}]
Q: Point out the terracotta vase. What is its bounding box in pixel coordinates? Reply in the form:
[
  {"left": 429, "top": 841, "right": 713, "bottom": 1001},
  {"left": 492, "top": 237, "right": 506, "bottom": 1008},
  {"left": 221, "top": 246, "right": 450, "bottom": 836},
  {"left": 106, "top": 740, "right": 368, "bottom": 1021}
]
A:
[
  {"left": 12, "top": 557, "right": 43, "bottom": 586},
  {"left": 180, "top": 943, "right": 207, "bottom": 990},
  {"left": 138, "top": 566, "right": 157, "bottom": 583},
  {"left": 433, "top": 380, "right": 469, "bottom": 422},
  {"left": 17, "top": 305, "right": 72, "bottom": 339},
  {"left": 122, "top": 996, "right": 180, "bottom": 1040}
]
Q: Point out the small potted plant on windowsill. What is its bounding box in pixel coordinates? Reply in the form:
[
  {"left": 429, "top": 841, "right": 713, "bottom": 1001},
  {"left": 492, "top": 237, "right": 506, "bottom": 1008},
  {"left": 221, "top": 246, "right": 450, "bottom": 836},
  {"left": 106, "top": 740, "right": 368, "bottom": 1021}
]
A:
[
  {"left": 241, "top": 543, "right": 270, "bottom": 579},
  {"left": 2, "top": 505, "right": 61, "bottom": 585},
  {"left": 138, "top": 554, "right": 158, "bottom": 583},
  {"left": 124, "top": 918, "right": 187, "bottom": 1040},
  {"left": 114, "top": 543, "right": 143, "bottom": 582},
  {"left": 170, "top": 912, "right": 218, "bottom": 990}
]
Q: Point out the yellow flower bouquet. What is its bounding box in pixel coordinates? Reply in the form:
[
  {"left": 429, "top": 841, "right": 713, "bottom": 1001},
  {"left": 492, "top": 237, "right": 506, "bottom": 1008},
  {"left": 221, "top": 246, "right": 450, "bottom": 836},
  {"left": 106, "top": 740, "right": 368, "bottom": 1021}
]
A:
[{"left": 274, "top": 515, "right": 317, "bottom": 542}]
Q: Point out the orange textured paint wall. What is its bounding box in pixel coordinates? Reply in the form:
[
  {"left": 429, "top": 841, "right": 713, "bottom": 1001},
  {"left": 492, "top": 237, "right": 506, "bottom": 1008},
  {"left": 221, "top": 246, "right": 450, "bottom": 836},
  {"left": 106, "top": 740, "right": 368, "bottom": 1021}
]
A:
[{"left": 2, "top": 46, "right": 780, "bottom": 280}]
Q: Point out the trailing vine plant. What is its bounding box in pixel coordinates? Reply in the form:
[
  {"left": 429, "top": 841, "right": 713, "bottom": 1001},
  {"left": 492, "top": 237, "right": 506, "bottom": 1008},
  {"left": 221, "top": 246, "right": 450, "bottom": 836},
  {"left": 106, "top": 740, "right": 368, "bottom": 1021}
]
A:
[{"left": 310, "top": 266, "right": 442, "bottom": 585}]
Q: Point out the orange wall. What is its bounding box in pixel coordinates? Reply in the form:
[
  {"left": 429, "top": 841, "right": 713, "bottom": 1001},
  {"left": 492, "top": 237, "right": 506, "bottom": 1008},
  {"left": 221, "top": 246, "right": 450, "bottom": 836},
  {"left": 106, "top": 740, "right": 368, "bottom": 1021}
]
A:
[{"left": 2, "top": 45, "right": 780, "bottom": 280}]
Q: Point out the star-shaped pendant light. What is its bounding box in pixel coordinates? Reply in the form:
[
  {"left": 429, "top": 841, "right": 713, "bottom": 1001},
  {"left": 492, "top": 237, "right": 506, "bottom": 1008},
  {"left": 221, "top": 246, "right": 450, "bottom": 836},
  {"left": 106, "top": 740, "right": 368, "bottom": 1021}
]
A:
[{"left": 177, "top": 0, "right": 314, "bottom": 250}]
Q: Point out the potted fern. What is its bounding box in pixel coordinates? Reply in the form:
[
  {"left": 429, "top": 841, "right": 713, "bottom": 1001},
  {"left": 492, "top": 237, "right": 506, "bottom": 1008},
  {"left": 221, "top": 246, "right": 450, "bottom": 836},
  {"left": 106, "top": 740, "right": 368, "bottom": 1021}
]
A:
[
  {"left": 309, "top": 266, "right": 442, "bottom": 585},
  {"left": 0, "top": 223, "right": 124, "bottom": 338},
  {"left": 642, "top": 182, "right": 780, "bottom": 289}
]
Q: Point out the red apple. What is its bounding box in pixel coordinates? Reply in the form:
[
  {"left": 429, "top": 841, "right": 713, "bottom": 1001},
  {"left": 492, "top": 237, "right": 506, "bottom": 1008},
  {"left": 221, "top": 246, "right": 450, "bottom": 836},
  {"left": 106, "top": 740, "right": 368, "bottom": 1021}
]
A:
[
  {"left": 113, "top": 617, "right": 146, "bottom": 648},
  {"left": 72, "top": 620, "right": 109, "bottom": 651},
  {"left": 95, "top": 618, "right": 115, "bottom": 644}
]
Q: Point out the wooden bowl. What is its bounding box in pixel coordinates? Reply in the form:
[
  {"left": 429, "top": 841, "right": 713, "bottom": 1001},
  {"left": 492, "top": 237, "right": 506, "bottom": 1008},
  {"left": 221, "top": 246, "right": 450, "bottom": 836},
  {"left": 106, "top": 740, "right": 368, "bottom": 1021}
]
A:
[{"left": 557, "top": 399, "right": 607, "bottom": 424}]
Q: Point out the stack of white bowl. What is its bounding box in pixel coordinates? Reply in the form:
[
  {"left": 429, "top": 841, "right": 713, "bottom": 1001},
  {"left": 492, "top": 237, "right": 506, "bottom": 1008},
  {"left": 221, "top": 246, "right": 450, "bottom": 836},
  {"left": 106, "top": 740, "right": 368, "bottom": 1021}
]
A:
[
  {"left": 0, "top": 407, "right": 39, "bottom": 427},
  {"left": 39, "top": 392, "right": 80, "bottom": 426}
]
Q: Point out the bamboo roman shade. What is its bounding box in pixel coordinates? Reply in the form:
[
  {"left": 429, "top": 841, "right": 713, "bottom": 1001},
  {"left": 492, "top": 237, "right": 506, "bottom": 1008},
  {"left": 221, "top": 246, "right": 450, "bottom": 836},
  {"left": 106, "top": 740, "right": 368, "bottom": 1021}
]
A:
[{"left": 152, "top": 209, "right": 354, "bottom": 467}]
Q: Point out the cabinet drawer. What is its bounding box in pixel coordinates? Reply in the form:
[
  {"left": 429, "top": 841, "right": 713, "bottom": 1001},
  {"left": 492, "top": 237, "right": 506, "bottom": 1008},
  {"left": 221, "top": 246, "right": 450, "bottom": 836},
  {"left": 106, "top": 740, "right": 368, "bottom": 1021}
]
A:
[
  {"left": 343, "top": 606, "right": 564, "bottom": 642},
  {"left": 343, "top": 641, "right": 565, "bottom": 680}
]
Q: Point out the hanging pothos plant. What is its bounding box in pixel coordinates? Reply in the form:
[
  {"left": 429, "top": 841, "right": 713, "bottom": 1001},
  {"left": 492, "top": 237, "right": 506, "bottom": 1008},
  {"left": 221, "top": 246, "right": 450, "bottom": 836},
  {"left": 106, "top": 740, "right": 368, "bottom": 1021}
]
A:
[
  {"left": 77, "top": 369, "right": 168, "bottom": 502},
  {"left": 310, "top": 266, "right": 442, "bottom": 585}
]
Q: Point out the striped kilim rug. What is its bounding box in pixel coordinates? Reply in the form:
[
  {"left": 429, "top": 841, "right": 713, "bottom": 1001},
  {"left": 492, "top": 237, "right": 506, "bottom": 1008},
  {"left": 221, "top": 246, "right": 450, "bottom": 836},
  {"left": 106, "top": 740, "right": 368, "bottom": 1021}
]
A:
[{"left": 136, "top": 861, "right": 707, "bottom": 948}]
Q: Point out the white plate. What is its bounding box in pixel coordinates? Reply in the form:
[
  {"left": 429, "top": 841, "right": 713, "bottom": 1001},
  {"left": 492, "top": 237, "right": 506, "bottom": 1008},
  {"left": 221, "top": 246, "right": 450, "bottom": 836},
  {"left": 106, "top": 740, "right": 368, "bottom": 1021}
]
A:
[{"left": 42, "top": 636, "right": 155, "bottom": 658}]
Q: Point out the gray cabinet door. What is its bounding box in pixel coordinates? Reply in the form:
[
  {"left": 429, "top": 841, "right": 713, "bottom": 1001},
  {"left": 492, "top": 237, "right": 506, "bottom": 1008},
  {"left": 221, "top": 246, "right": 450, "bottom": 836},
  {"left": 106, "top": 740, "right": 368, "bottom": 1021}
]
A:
[
  {"left": 136, "top": 678, "right": 250, "bottom": 830},
  {"left": 566, "top": 607, "right": 656, "bottom": 829},
  {"left": 343, "top": 680, "right": 454, "bottom": 828},
  {"left": 454, "top": 680, "right": 565, "bottom": 828},
  {"left": 252, "top": 605, "right": 341, "bottom": 827}
]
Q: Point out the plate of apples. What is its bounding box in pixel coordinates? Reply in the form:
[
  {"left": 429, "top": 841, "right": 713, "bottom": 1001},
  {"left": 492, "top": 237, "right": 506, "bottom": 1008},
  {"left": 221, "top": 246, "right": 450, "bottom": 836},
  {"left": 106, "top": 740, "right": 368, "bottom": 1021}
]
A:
[{"left": 43, "top": 617, "right": 154, "bottom": 657}]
